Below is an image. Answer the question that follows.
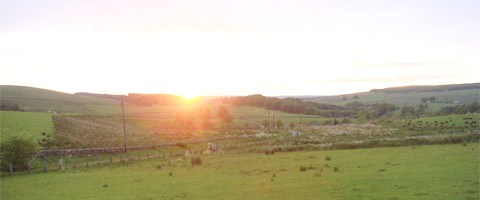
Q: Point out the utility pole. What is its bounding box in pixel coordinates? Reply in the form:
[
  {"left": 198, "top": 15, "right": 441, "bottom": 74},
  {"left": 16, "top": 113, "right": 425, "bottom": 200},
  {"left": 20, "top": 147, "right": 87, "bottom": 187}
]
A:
[
  {"left": 266, "top": 109, "right": 270, "bottom": 133},
  {"left": 121, "top": 101, "right": 127, "bottom": 153},
  {"left": 272, "top": 110, "right": 275, "bottom": 129}
]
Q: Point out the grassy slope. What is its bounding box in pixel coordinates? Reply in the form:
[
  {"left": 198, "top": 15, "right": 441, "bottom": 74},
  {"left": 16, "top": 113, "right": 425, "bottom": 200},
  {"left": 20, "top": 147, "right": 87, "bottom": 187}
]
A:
[
  {"left": 1, "top": 143, "right": 478, "bottom": 200},
  {"left": 0, "top": 111, "right": 54, "bottom": 142},
  {"left": 0, "top": 85, "right": 119, "bottom": 114},
  {"left": 228, "top": 105, "right": 327, "bottom": 126},
  {"left": 48, "top": 105, "right": 323, "bottom": 148},
  {"left": 308, "top": 88, "right": 479, "bottom": 107}
]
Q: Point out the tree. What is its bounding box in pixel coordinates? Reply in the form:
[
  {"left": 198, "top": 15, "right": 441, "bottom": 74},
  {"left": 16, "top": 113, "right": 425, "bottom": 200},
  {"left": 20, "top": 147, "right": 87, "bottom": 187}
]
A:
[
  {"left": 429, "top": 96, "right": 437, "bottom": 103},
  {"left": 333, "top": 118, "right": 339, "bottom": 125},
  {"left": 1, "top": 137, "right": 38, "bottom": 172},
  {"left": 217, "top": 106, "right": 233, "bottom": 124},
  {"left": 198, "top": 107, "right": 212, "bottom": 129},
  {"left": 276, "top": 119, "right": 284, "bottom": 129},
  {"left": 421, "top": 97, "right": 429, "bottom": 103},
  {"left": 289, "top": 122, "right": 295, "bottom": 129},
  {"left": 400, "top": 106, "right": 416, "bottom": 117}
]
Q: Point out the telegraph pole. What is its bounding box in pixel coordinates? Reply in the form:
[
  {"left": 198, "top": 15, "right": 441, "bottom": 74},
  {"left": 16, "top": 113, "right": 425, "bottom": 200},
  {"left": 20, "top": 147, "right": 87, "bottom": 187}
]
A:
[{"left": 121, "top": 101, "right": 127, "bottom": 153}]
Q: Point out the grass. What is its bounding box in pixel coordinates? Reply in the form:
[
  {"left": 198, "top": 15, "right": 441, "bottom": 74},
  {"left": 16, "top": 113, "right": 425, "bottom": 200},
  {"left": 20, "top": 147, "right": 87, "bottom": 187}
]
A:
[
  {"left": 0, "top": 85, "right": 119, "bottom": 114},
  {"left": 309, "top": 88, "right": 479, "bottom": 109},
  {"left": 407, "top": 114, "right": 480, "bottom": 125},
  {"left": 1, "top": 143, "right": 478, "bottom": 200},
  {"left": 0, "top": 111, "right": 54, "bottom": 142}
]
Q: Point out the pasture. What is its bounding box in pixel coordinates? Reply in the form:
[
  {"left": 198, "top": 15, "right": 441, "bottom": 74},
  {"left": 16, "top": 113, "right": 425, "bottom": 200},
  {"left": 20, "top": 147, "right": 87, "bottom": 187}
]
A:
[
  {"left": 0, "top": 111, "right": 54, "bottom": 142},
  {"left": 309, "top": 88, "right": 479, "bottom": 108},
  {"left": 1, "top": 143, "right": 478, "bottom": 200}
]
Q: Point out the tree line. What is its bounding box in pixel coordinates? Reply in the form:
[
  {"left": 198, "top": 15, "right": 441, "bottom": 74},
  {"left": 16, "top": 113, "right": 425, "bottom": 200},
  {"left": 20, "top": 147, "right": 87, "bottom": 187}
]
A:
[{"left": 219, "top": 94, "right": 354, "bottom": 117}]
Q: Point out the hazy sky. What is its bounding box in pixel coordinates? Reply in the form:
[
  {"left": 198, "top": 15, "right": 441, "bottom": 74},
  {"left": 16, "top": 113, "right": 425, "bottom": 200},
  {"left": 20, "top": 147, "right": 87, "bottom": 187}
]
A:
[{"left": 1, "top": 0, "right": 479, "bottom": 96}]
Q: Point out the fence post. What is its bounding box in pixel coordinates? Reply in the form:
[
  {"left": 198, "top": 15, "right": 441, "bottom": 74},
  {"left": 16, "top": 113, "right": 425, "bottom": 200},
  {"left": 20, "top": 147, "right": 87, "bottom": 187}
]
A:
[
  {"left": 59, "top": 159, "right": 63, "bottom": 171},
  {"left": 9, "top": 163, "right": 13, "bottom": 175},
  {"left": 72, "top": 158, "right": 76, "bottom": 169},
  {"left": 155, "top": 151, "right": 159, "bottom": 158},
  {"left": 28, "top": 160, "right": 32, "bottom": 173},
  {"left": 86, "top": 157, "right": 89, "bottom": 168},
  {"left": 109, "top": 154, "right": 112, "bottom": 165},
  {"left": 98, "top": 156, "right": 102, "bottom": 165},
  {"left": 44, "top": 159, "right": 47, "bottom": 172},
  {"left": 147, "top": 152, "right": 150, "bottom": 160}
]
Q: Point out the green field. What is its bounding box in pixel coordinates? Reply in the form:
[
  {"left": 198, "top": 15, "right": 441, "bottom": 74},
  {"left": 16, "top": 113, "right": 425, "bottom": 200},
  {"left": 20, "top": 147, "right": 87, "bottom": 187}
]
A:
[
  {"left": 0, "top": 111, "right": 54, "bottom": 142},
  {"left": 0, "top": 85, "right": 119, "bottom": 114},
  {"left": 1, "top": 144, "right": 478, "bottom": 200},
  {"left": 1, "top": 85, "right": 479, "bottom": 199},
  {"left": 308, "top": 88, "right": 479, "bottom": 109}
]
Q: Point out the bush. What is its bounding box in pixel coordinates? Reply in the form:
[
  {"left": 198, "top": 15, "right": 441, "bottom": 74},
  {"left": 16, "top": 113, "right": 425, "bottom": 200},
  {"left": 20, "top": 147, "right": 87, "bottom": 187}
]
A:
[
  {"left": 325, "top": 156, "right": 331, "bottom": 161},
  {"left": 333, "top": 166, "right": 339, "bottom": 172},
  {"left": 0, "top": 136, "right": 38, "bottom": 172},
  {"left": 299, "top": 166, "right": 307, "bottom": 172},
  {"left": 264, "top": 149, "right": 275, "bottom": 155},
  {"left": 190, "top": 157, "right": 202, "bottom": 166},
  {"left": 176, "top": 142, "right": 187, "bottom": 149}
]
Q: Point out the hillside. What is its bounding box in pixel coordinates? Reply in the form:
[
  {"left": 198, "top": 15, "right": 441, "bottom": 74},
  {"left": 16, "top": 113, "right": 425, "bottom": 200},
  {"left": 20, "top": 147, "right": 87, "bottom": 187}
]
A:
[
  {"left": 0, "top": 85, "right": 119, "bottom": 114},
  {"left": 306, "top": 83, "right": 480, "bottom": 107}
]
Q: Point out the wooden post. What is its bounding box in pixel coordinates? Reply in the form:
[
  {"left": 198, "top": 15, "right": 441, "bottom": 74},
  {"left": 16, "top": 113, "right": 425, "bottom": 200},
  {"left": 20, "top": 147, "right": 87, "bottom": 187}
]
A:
[
  {"left": 147, "top": 152, "right": 150, "bottom": 160},
  {"left": 59, "top": 159, "right": 63, "bottom": 171},
  {"left": 155, "top": 151, "right": 159, "bottom": 158},
  {"left": 9, "top": 163, "right": 13, "bottom": 175},
  {"left": 98, "top": 156, "right": 101, "bottom": 165},
  {"left": 163, "top": 151, "right": 165, "bottom": 158},
  {"left": 86, "top": 157, "right": 89, "bottom": 168},
  {"left": 72, "top": 158, "right": 76, "bottom": 169},
  {"left": 44, "top": 159, "right": 47, "bottom": 172},
  {"left": 28, "top": 160, "right": 32, "bottom": 173},
  {"left": 109, "top": 154, "right": 112, "bottom": 165}
]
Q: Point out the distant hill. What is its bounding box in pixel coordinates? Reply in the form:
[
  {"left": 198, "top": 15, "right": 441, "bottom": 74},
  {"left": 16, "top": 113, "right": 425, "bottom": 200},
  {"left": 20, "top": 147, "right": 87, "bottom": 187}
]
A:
[
  {"left": 306, "top": 83, "right": 480, "bottom": 107},
  {"left": 0, "top": 85, "right": 119, "bottom": 114}
]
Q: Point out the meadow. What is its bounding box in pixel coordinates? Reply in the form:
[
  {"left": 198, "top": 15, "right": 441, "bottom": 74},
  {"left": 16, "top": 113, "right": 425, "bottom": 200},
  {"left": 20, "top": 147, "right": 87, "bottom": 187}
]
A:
[
  {"left": 1, "top": 85, "right": 479, "bottom": 199},
  {"left": 1, "top": 143, "right": 478, "bottom": 200},
  {"left": 0, "top": 111, "right": 54, "bottom": 142}
]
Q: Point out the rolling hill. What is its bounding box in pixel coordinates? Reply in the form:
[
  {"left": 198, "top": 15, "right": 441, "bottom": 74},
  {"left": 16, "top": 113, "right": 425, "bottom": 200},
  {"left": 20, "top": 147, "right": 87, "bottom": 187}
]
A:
[
  {"left": 306, "top": 83, "right": 480, "bottom": 107},
  {"left": 0, "top": 85, "right": 120, "bottom": 114}
]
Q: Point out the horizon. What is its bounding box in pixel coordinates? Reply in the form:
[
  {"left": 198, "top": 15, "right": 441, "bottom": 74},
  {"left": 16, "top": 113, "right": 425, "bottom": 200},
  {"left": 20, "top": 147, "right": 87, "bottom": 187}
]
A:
[
  {"left": 1, "top": 1, "right": 479, "bottom": 96},
  {"left": 3, "top": 81, "right": 478, "bottom": 97}
]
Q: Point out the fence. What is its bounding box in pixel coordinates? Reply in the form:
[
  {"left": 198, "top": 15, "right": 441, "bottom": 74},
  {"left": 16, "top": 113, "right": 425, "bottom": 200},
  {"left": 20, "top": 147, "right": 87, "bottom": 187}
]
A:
[
  {"left": 5, "top": 149, "right": 187, "bottom": 175},
  {"left": 4, "top": 135, "right": 255, "bottom": 175},
  {"left": 38, "top": 135, "right": 253, "bottom": 157}
]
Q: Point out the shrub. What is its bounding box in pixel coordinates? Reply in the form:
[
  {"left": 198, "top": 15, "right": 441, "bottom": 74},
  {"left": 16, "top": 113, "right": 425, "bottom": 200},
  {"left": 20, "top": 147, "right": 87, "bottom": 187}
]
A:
[
  {"left": 300, "top": 166, "right": 307, "bottom": 172},
  {"left": 176, "top": 142, "right": 187, "bottom": 149},
  {"left": 190, "top": 157, "right": 202, "bottom": 166},
  {"left": 0, "top": 136, "right": 38, "bottom": 172},
  {"left": 333, "top": 166, "right": 339, "bottom": 172},
  {"left": 325, "top": 156, "right": 331, "bottom": 161},
  {"left": 264, "top": 149, "right": 275, "bottom": 155}
]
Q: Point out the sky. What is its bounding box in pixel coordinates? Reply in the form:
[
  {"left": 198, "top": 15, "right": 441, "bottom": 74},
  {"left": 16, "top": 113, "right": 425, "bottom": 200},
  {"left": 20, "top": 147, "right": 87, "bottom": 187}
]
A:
[{"left": 1, "top": 0, "right": 479, "bottom": 97}]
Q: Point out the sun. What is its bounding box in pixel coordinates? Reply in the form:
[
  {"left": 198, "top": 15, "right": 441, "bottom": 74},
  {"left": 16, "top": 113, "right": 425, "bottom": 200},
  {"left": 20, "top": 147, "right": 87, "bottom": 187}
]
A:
[{"left": 180, "top": 95, "right": 200, "bottom": 104}]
